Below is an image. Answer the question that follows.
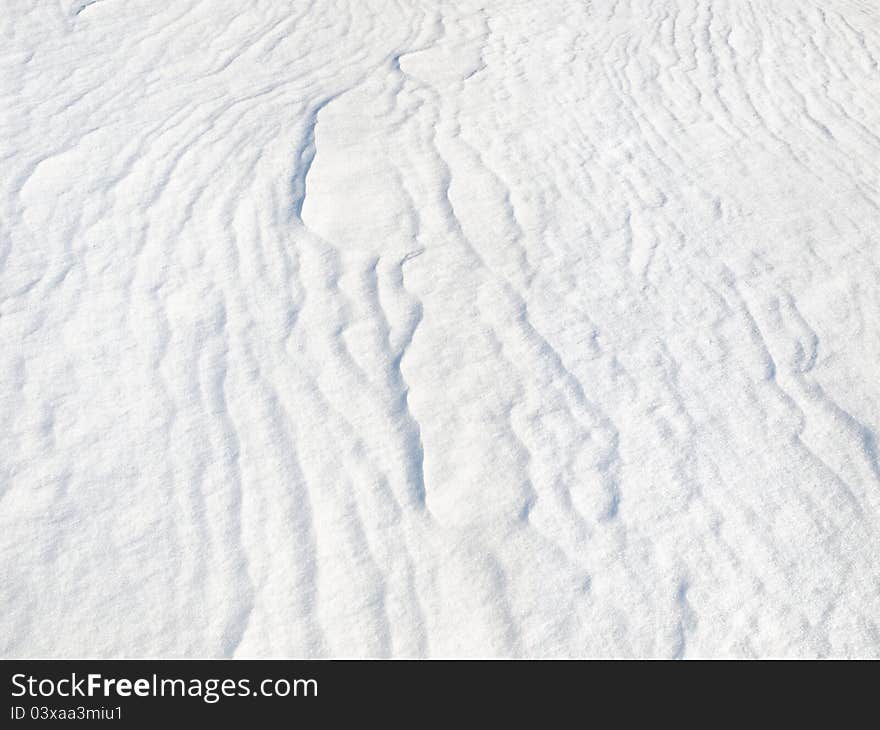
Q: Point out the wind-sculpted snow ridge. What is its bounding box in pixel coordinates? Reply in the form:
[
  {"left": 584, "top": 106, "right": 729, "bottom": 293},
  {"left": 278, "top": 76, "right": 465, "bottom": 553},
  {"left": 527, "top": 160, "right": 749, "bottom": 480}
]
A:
[{"left": 1, "top": 0, "right": 879, "bottom": 658}]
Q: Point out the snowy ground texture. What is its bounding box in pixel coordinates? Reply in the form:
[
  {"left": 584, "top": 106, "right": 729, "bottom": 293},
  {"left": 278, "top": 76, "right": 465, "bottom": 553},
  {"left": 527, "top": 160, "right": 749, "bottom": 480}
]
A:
[{"left": 2, "top": 0, "right": 880, "bottom": 658}]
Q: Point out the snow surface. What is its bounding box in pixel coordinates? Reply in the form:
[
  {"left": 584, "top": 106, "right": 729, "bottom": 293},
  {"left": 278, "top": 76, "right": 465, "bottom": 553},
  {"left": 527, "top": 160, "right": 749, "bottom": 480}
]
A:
[{"left": 2, "top": 0, "right": 879, "bottom": 658}]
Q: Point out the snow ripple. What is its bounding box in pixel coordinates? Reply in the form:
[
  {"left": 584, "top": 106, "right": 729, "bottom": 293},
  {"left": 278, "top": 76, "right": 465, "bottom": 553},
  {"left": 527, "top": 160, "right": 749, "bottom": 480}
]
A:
[{"left": 1, "top": 0, "right": 879, "bottom": 657}]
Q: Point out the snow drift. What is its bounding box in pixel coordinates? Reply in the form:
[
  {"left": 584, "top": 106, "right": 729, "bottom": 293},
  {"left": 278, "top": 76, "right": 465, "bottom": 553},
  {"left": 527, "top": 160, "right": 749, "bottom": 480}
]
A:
[{"left": 1, "top": 0, "right": 879, "bottom": 657}]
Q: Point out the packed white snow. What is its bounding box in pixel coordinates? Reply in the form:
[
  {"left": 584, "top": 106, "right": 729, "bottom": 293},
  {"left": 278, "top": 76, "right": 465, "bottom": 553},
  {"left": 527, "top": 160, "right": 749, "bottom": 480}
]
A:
[{"left": 2, "top": 0, "right": 879, "bottom": 657}]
